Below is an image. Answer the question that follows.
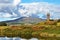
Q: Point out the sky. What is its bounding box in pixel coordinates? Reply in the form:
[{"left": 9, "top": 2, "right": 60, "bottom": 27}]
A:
[
  {"left": 19, "top": 0, "right": 60, "bottom": 19},
  {"left": 0, "top": 0, "right": 60, "bottom": 21},
  {"left": 22, "top": 0, "right": 60, "bottom": 5}
]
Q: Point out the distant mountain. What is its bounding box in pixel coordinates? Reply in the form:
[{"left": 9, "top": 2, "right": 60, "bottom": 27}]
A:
[{"left": 2, "top": 17, "right": 45, "bottom": 24}]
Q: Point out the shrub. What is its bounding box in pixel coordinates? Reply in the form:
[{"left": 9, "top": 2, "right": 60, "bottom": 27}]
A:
[
  {"left": 20, "top": 29, "right": 32, "bottom": 39},
  {"left": 32, "top": 32, "right": 40, "bottom": 38},
  {"left": 0, "top": 22, "right": 7, "bottom": 26},
  {"left": 3, "top": 28, "right": 22, "bottom": 37},
  {"left": 57, "top": 22, "right": 60, "bottom": 26},
  {"left": 3, "top": 28, "right": 13, "bottom": 37}
]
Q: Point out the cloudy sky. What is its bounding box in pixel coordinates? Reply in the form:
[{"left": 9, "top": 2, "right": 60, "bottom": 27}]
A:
[
  {"left": 0, "top": 0, "right": 60, "bottom": 21},
  {"left": 19, "top": 0, "right": 60, "bottom": 19}
]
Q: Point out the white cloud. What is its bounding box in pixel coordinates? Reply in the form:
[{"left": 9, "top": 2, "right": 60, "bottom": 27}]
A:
[
  {"left": 19, "top": 2, "right": 60, "bottom": 19},
  {"left": 0, "top": 12, "right": 18, "bottom": 18},
  {"left": 0, "top": 12, "right": 12, "bottom": 18},
  {"left": 0, "top": 0, "right": 21, "bottom": 7},
  {"left": 13, "top": 0, "right": 21, "bottom": 6},
  {"left": 3, "top": 13, "right": 12, "bottom": 18},
  {"left": 13, "top": 13, "right": 17, "bottom": 16},
  {"left": 0, "top": 0, "right": 21, "bottom": 21},
  {"left": 0, "top": 1, "right": 60, "bottom": 20}
]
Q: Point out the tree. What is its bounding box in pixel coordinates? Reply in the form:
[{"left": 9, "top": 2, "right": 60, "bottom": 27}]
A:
[{"left": 0, "top": 22, "right": 7, "bottom": 26}]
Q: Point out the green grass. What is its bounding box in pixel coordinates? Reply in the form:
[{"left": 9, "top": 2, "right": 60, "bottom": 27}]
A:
[{"left": 0, "top": 24, "right": 60, "bottom": 39}]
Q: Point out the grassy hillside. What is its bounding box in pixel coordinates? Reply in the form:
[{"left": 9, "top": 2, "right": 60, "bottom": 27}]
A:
[{"left": 0, "top": 20, "right": 60, "bottom": 40}]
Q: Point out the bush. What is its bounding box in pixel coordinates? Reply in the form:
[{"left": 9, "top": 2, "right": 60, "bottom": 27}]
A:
[
  {"left": 32, "top": 32, "right": 40, "bottom": 38},
  {"left": 20, "top": 29, "right": 32, "bottom": 39},
  {"left": 57, "top": 22, "right": 60, "bottom": 26},
  {"left": 3, "top": 28, "right": 13, "bottom": 37},
  {"left": 0, "top": 22, "right": 7, "bottom": 26},
  {"left": 3, "top": 28, "right": 22, "bottom": 37}
]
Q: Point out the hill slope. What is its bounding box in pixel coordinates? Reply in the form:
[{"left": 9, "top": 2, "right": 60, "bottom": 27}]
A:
[{"left": 2, "top": 17, "right": 45, "bottom": 25}]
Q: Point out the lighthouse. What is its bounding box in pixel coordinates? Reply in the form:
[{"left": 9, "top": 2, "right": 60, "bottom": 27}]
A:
[{"left": 47, "top": 13, "right": 50, "bottom": 22}]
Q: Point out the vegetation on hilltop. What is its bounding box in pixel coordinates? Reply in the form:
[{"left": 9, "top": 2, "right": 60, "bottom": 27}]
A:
[{"left": 0, "top": 19, "right": 60, "bottom": 39}]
